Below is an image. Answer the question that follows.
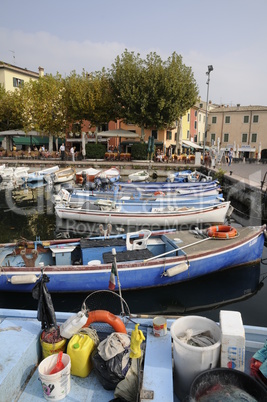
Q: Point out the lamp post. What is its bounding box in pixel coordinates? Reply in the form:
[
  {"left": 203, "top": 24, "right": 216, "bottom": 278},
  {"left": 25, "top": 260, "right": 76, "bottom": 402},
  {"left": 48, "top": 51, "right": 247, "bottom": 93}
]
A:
[{"left": 203, "top": 65, "right": 213, "bottom": 162}]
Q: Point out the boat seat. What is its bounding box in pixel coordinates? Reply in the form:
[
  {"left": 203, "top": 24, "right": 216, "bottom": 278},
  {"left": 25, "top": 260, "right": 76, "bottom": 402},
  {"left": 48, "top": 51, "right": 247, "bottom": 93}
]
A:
[
  {"left": 103, "top": 248, "right": 154, "bottom": 263},
  {"left": 126, "top": 229, "right": 152, "bottom": 251}
]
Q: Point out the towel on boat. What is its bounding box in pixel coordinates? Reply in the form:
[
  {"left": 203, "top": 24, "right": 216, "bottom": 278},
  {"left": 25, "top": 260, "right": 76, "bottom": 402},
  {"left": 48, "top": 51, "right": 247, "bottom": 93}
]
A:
[
  {"left": 178, "top": 328, "right": 216, "bottom": 347},
  {"left": 98, "top": 332, "right": 131, "bottom": 361}
]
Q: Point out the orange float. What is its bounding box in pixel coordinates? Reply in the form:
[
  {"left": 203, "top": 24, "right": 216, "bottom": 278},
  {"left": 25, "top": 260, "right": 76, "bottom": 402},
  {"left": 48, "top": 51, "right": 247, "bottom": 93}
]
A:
[
  {"left": 207, "top": 225, "right": 238, "bottom": 239},
  {"left": 154, "top": 191, "right": 165, "bottom": 196},
  {"left": 83, "top": 310, "right": 127, "bottom": 333}
]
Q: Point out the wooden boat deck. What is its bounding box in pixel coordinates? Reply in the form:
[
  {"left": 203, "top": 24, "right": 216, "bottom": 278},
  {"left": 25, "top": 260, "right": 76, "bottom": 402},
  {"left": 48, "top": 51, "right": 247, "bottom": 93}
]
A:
[{"left": 163, "top": 226, "right": 263, "bottom": 258}]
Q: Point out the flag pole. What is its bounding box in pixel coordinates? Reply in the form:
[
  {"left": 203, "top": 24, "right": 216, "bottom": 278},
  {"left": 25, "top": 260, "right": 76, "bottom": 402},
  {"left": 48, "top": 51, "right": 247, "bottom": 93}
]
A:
[{"left": 112, "top": 248, "right": 125, "bottom": 316}]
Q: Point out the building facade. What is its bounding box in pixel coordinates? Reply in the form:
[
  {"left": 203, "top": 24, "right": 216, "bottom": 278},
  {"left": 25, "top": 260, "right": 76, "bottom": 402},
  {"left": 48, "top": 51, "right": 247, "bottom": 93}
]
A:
[
  {"left": 208, "top": 105, "right": 267, "bottom": 159},
  {"left": 0, "top": 62, "right": 43, "bottom": 92}
]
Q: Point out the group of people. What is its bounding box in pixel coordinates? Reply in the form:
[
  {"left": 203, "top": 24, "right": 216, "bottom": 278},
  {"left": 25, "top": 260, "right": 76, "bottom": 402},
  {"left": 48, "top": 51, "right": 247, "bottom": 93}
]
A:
[
  {"left": 156, "top": 149, "right": 165, "bottom": 162},
  {"left": 59, "top": 143, "right": 76, "bottom": 161}
]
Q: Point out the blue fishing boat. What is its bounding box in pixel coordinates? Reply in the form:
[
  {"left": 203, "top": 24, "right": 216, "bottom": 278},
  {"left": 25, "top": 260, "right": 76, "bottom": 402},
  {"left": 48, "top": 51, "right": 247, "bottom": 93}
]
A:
[
  {"left": 54, "top": 187, "right": 224, "bottom": 208},
  {"left": 26, "top": 166, "right": 60, "bottom": 182},
  {"left": 1, "top": 306, "right": 267, "bottom": 401},
  {"left": 0, "top": 225, "right": 264, "bottom": 293}
]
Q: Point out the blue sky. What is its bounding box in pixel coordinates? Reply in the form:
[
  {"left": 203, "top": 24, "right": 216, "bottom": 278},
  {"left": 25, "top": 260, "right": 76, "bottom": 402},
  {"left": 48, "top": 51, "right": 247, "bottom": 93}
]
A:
[{"left": 1, "top": 0, "right": 267, "bottom": 106}]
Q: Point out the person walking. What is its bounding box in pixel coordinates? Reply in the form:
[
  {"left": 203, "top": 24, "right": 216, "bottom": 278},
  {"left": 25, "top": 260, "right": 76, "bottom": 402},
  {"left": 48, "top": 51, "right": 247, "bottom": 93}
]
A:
[
  {"left": 228, "top": 148, "right": 233, "bottom": 166},
  {"left": 60, "top": 143, "right": 65, "bottom": 161},
  {"left": 70, "top": 146, "right": 76, "bottom": 162},
  {"left": 211, "top": 148, "right": 216, "bottom": 168}
]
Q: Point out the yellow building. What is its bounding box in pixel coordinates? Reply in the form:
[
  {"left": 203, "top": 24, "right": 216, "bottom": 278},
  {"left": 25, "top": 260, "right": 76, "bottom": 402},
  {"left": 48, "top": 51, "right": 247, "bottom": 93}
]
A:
[
  {"left": 0, "top": 62, "right": 43, "bottom": 92},
  {"left": 208, "top": 105, "right": 267, "bottom": 159}
]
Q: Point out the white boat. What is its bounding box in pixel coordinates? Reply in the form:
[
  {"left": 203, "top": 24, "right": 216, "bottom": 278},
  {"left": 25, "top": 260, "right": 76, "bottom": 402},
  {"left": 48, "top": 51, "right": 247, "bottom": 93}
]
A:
[
  {"left": 75, "top": 167, "right": 102, "bottom": 184},
  {"left": 45, "top": 167, "right": 75, "bottom": 184},
  {"left": 96, "top": 167, "right": 120, "bottom": 183},
  {"left": 55, "top": 200, "right": 232, "bottom": 227},
  {"left": 26, "top": 166, "right": 59, "bottom": 182},
  {"left": 0, "top": 166, "right": 30, "bottom": 182},
  {"left": 1, "top": 306, "right": 267, "bottom": 401},
  {"left": 128, "top": 170, "right": 150, "bottom": 182}
]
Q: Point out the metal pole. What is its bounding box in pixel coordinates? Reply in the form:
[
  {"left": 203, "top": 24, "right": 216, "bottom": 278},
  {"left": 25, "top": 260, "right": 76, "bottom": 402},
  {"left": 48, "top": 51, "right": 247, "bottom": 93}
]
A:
[
  {"left": 112, "top": 248, "right": 125, "bottom": 315},
  {"left": 203, "top": 65, "right": 213, "bottom": 161}
]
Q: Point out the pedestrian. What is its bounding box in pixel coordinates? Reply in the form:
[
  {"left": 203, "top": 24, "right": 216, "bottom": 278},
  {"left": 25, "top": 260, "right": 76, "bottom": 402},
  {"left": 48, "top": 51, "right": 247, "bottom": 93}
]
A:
[
  {"left": 211, "top": 148, "right": 216, "bottom": 168},
  {"left": 228, "top": 148, "right": 233, "bottom": 166},
  {"left": 60, "top": 143, "right": 65, "bottom": 161},
  {"left": 204, "top": 152, "right": 209, "bottom": 168},
  {"left": 70, "top": 146, "right": 76, "bottom": 162}
]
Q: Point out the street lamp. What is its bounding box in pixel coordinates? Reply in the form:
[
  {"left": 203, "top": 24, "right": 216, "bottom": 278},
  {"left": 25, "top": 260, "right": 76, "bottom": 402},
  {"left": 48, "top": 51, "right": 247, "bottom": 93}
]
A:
[{"left": 203, "top": 65, "right": 213, "bottom": 161}]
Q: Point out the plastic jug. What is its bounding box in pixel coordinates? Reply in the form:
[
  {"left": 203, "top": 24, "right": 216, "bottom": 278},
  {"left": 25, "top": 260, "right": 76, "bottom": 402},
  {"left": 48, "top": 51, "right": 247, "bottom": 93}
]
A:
[
  {"left": 67, "top": 333, "right": 95, "bottom": 377},
  {"left": 60, "top": 311, "right": 87, "bottom": 339}
]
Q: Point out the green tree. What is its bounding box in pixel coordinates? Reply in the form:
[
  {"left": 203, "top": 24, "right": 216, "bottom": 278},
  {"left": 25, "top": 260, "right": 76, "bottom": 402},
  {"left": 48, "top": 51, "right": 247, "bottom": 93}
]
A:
[
  {"left": 64, "top": 69, "right": 115, "bottom": 132},
  {"left": 109, "top": 50, "right": 199, "bottom": 140},
  {"left": 21, "top": 74, "right": 67, "bottom": 149},
  {"left": 0, "top": 88, "right": 23, "bottom": 131}
]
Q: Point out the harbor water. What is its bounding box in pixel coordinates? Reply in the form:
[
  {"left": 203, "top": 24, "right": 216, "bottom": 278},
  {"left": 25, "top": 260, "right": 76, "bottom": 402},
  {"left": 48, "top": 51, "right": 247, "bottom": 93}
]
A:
[{"left": 0, "top": 179, "right": 267, "bottom": 327}]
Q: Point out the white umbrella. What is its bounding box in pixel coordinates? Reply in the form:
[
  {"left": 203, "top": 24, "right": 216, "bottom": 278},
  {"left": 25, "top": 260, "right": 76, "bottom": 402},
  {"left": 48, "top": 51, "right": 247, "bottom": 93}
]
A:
[
  {"left": 96, "top": 129, "right": 139, "bottom": 139},
  {"left": 82, "top": 132, "right": 86, "bottom": 158}
]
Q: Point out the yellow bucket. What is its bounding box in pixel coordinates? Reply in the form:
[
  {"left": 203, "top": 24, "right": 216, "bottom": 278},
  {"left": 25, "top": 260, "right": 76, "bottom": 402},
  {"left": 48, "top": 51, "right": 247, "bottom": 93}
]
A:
[{"left": 40, "top": 336, "right": 67, "bottom": 360}]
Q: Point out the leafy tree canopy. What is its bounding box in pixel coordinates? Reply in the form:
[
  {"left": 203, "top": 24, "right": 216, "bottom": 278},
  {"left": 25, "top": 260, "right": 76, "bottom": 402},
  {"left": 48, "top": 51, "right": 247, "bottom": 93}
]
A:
[
  {"left": 21, "top": 74, "right": 67, "bottom": 138},
  {"left": 0, "top": 88, "right": 23, "bottom": 131},
  {"left": 109, "top": 50, "right": 199, "bottom": 138}
]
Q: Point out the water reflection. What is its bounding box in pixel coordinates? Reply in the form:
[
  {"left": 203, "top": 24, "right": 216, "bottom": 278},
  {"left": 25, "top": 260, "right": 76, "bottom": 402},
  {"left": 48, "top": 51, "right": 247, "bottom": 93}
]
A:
[{"left": 0, "top": 262, "right": 263, "bottom": 318}]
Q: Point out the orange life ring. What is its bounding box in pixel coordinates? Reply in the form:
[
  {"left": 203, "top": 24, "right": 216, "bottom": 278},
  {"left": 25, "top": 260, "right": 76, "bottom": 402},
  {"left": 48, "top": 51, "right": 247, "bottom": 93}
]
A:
[
  {"left": 207, "top": 225, "right": 237, "bottom": 239},
  {"left": 154, "top": 191, "right": 165, "bottom": 196},
  {"left": 83, "top": 310, "right": 127, "bottom": 333}
]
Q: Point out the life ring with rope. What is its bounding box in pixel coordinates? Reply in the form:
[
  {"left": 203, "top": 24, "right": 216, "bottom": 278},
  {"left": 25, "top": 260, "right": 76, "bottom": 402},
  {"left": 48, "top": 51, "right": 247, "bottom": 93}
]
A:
[
  {"left": 83, "top": 310, "right": 127, "bottom": 333},
  {"left": 154, "top": 191, "right": 165, "bottom": 196},
  {"left": 207, "top": 225, "right": 238, "bottom": 239}
]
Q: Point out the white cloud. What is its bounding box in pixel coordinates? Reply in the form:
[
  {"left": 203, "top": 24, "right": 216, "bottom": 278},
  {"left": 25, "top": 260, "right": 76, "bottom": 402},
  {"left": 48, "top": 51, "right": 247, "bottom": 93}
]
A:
[{"left": 1, "top": 27, "right": 267, "bottom": 106}]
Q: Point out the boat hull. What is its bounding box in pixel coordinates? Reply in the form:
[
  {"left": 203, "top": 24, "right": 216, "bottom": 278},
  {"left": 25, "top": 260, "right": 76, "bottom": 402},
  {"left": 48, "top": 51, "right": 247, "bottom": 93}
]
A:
[
  {"left": 55, "top": 201, "right": 231, "bottom": 226},
  {"left": 0, "top": 225, "right": 264, "bottom": 293}
]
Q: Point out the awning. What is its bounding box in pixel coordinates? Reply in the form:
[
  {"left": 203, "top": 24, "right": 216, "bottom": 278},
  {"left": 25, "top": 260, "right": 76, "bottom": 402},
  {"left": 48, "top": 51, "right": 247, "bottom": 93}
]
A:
[
  {"left": 96, "top": 129, "right": 139, "bottom": 139},
  {"left": 238, "top": 147, "right": 255, "bottom": 152},
  {"left": 0, "top": 129, "right": 40, "bottom": 136},
  {"left": 182, "top": 140, "right": 202, "bottom": 150},
  {"left": 13, "top": 136, "right": 63, "bottom": 146}
]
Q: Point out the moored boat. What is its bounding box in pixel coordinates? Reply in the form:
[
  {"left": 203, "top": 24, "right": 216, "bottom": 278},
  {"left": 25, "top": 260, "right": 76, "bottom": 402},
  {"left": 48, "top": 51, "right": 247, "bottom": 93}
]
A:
[
  {"left": 45, "top": 167, "right": 75, "bottom": 184},
  {"left": 0, "top": 224, "right": 264, "bottom": 293},
  {"left": 55, "top": 200, "right": 231, "bottom": 227},
  {"left": 75, "top": 167, "right": 102, "bottom": 184},
  {"left": 128, "top": 170, "right": 150, "bottom": 182},
  {"left": 1, "top": 305, "right": 267, "bottom": 401},
  {"left": 0, "top": 166, "right": 30, "bottom": 182},
  {"left": 53, "top": 187, "right": 224, "bottom": 207},
  {"left": 26, "top": 165, "right": 59, "bottom": 182},
  {"left": 98, "top": 167, "right": 120, "bottom": 182}
]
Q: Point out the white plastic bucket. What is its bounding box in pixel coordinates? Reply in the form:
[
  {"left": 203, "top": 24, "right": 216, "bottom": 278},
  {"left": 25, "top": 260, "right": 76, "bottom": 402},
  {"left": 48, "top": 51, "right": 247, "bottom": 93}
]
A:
[
  {"left": 170, "top": 315, "right": 221, "bottom": 400},
  {"left": 38, "top": 353, "right": 71, "bottom": 400}
]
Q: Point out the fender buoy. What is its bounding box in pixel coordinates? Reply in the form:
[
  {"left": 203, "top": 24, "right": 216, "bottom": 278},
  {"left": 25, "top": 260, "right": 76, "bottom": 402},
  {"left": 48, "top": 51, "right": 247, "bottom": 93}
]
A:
[
  {"left": 83, "top": 310, "right": 127, "bottom": 333},
  {"left": 154, "top": 191, "right": 165, "bottom": 196},
  {"left": 207, "top": 225, "right": 238, "bottom": 239}
]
